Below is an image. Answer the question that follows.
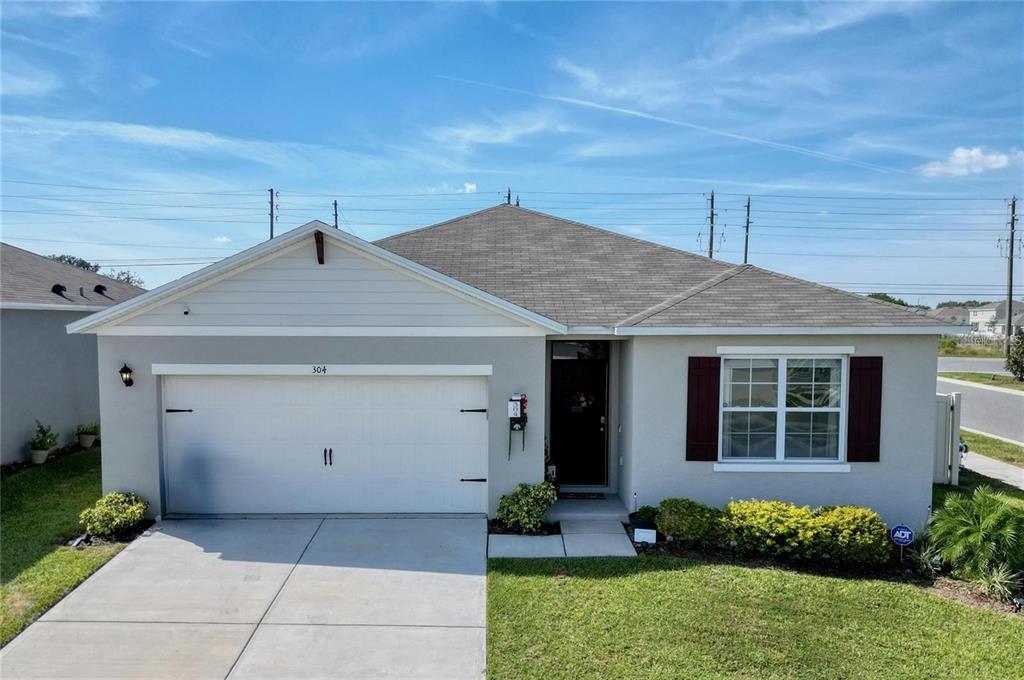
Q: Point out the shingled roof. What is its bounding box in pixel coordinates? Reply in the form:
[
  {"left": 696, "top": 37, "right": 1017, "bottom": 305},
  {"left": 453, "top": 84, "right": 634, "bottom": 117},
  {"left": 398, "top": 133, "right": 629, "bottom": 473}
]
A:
[
  {"left": 1, "top": 243, "right": 145, "bottom": 310},
  {"left": 376, "top": 204, "right": 942, "bottom": 329}
]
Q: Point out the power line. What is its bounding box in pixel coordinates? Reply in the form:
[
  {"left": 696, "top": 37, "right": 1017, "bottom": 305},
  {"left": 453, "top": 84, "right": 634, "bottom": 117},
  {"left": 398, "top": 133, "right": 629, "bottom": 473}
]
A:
[{"left": 1, "top": 179, "right": 262, "bottom": 195}]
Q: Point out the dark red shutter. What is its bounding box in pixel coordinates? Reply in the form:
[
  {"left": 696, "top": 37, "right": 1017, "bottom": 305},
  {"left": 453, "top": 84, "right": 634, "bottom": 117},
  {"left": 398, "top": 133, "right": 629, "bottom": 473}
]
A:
[
  {"left": 847, "top": 356, "right": 883, "bottom": 462},
  {"left": 686, "top": 357, "right": 721, "bottom": 461}
]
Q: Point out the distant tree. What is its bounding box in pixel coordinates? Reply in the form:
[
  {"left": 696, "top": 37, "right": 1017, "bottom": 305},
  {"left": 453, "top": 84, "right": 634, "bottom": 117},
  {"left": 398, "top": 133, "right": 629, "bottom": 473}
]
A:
[
  {"left": 48, "top": 254, "right": 100, "bottom": 273},
  {"left": 866, "top": 292, "right": 927, "bottom": 310},
  {"left": 107, "top": 269, "right": 145, "bottom": 288},
  {"left": 1007, "top": 330, "right": 1024, "bottom": 381},
  {"left": 937, "top": 300, "right": 986, "bottom": 309}
]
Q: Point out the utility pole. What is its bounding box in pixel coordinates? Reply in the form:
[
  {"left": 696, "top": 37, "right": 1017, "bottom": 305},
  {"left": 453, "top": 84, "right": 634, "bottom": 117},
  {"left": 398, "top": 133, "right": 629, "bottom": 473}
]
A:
[
  {"left": 707, "top": 190, "right": 716, "bottom": 259},
  {"left": 1005, "top": 195, "right": 1017, "bottom": 357},
  {"left": 268, "top": 188, "right": 276, "bottom": 239},
  {"left": 506, "top": 187, "right": 511, "bottom": 205},
  {"left": 743, "top": 196, "right": 751, "bottom": 265},
  {"left": 333, "top": 200, "right": 339, "bottom": 229}
]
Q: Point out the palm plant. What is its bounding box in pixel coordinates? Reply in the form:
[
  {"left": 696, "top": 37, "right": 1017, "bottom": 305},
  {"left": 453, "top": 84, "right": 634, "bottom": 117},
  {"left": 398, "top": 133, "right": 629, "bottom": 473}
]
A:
[{"left": 929, "top": 486, "right": 1024, "bottom": 580}]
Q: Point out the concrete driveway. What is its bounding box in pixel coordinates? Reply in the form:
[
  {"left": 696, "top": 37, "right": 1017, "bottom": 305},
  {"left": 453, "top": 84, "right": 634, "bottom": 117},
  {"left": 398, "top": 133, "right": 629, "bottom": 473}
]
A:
[{"left": 0, "top": 517, "right": 486, "bottom": 679}]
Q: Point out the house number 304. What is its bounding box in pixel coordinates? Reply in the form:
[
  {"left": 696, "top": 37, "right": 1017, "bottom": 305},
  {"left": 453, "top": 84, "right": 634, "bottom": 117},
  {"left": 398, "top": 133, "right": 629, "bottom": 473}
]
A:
[{"left": 312, "top": 365, "right": 328, "bottom": 374}]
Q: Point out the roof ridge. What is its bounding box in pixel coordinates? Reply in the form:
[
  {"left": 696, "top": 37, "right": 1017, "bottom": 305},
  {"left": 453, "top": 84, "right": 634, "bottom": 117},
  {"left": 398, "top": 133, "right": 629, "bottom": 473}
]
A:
[
  {"left": 374, "top": 204, "right": 511, "bottom": 243},
  {"left": 0, "top": 241, "right": 146, "bottom": 291},
  {"left": 509, "top": 205, "right": 733, "bottom": 267},
  {"left": 617, "top": 264, "right": 751, "bottom": 327},
  {"left": 741, "top": 264, "right": 936, "bottom": 322}
]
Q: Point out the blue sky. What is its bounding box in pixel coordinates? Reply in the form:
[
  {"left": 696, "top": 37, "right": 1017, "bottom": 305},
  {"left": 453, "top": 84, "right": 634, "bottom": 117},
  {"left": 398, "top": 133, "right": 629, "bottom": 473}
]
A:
[{"left": 1, "top": 1, "right": 1021, "bottom": 304}]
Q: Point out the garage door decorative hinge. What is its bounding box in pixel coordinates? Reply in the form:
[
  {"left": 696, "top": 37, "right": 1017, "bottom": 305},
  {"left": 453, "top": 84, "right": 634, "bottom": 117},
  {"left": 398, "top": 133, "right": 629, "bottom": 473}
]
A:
[
  {"left": 459, "top": 408, "right": 487, "bottom": 413},
  {"left": 165, "top": 408, "right": 193, "bottom": 413},
  {"left": 459, "top": 478, "right": 486, "bottom": 482}
]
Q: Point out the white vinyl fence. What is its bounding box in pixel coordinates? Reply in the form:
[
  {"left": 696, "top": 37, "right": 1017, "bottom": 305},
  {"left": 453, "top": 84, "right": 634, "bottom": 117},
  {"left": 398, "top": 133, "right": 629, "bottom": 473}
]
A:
[{"left": 934, "top": 392, "right": 962, "bottom": 486}]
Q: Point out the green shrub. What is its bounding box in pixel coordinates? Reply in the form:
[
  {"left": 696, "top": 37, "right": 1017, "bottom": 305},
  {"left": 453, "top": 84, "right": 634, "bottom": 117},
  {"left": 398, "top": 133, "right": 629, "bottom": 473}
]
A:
[
  {"left": 79, "top": 492, "right": 149, "bottom": 537},
  {"left": 75, "top": 422, "right": 100, "bottom": 436},
  {"left": 656, "top": 498, "right": 722, "bottom": 547},
  {"left": 1007, "top": 330, "right": 1024, "bottom": 381},
  {"left": 633, "top": 505, "right": 660, "bottom": 526},
  {"left": 810, "top": 506, "right": 890, "bottom": 565},
  {"left": 28, "top": 421, "right": 59, "bottom": 450},
  {"left": 929, "top": 486, "right": 1024, "bottom": 579},
  {"left": 495, "top": 482, "right": 557, "bottom": 534},
  {"left": 721, "top": 499, "right": 817, "bottom": 559},
  {"left": 718, "top": 500, "right": 890, "bottom": 565},
  {"left": 972, "top": 563, "right": 1022, "bottom": 601}
]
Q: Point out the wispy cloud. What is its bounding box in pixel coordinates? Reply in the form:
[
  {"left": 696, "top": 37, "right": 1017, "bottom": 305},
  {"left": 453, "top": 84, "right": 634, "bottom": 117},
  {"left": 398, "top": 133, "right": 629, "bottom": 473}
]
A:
[
  {"left": 918, "top": 147, "right": 1017, "bottom": 177},
  {"left": 0, "top": 57, "right": 62, "bottom": 97},
  {"left": 212, "top": 236, "right": 232, "bottom": 244},
  {"left": 1, "top": 1, "right": 102, "bottom": 20},
  {"left": 428, "top": 109, "right": 571, "bottom": 150},
  {"left": 458, "top": 182, "right": 477, "bottom": 193},
  {"left": 554, "top": 58, "right": 682, "bottom": 109},
  {"left": 438, "top": 76, "right": 911, "bottom": 175}
]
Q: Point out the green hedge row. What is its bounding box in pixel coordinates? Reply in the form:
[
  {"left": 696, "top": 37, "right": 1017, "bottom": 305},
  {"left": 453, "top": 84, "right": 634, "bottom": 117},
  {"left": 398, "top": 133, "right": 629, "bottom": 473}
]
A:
[{"left": 655, "top": 497, "right": 890, "bottom": 566}]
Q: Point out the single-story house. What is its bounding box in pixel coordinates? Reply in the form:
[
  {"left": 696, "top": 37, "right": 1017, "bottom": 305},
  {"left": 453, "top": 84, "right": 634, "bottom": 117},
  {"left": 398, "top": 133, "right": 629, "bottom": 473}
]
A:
[
  {"left": 925, "top": 306, "right": 969, "bottom": 330},
  {"left": 1, "top": 243, "right": 144, "bottom": 463},
  {"left": 67, "top": 206, "right": 956, "bottom": 528}
]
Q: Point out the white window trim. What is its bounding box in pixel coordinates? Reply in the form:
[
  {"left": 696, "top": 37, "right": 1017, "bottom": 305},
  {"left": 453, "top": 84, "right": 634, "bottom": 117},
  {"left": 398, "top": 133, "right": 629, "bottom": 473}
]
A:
[{"left": 715, "top": 354, "right": 849, "bottom": 470}]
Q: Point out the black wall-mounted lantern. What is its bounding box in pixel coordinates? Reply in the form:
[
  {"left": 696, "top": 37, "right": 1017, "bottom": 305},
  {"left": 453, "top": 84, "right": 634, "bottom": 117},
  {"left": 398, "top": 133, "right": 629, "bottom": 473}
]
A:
[{"left": 118, "top": 364, "right": 134, "bottom": 387}]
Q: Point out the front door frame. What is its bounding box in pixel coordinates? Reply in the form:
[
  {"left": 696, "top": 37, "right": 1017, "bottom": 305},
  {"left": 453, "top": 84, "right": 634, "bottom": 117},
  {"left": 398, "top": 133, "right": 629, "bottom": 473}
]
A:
[{"left": 546, "top": 340, "right": 619, "bottom": 491}]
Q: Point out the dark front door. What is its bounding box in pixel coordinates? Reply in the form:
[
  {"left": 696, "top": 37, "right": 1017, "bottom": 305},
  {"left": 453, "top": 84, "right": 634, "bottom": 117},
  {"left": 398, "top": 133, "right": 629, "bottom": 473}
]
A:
[{"left": 550, "top": 341, "right": 608, "bottom": 485}]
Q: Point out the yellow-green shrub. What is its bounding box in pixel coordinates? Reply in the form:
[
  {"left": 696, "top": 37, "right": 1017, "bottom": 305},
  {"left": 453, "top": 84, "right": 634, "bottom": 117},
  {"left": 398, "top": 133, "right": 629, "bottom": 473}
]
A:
[
  {"left": 495, "top": 482, "right": 557, "bottom": 535},
  {"left": 811, "top": 505, "right": 890, "bottom": 565},
  {"left": 721, "top": 499, "right": 890, "bottom": 565},
  {"left": 80, "top": 492, "right": 148, "bottom": 537},
  {"left": 655, "top": 498, "right": 722, "bottom": 547}
]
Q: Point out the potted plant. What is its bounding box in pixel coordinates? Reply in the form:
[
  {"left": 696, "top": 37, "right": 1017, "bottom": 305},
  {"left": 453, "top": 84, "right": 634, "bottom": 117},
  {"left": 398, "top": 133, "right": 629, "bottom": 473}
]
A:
[
  {"left": 28, "top": 421, "right": 59, "bottom": 465},
  {"left": 76, "top": 422, "right": 100, "bottom": 448}
]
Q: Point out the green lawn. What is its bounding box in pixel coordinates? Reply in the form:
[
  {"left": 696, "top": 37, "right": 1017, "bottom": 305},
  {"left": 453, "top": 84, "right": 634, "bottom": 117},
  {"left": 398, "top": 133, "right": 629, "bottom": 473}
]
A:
[
  {"left": 489, "top": 557, "right": 1023, "bottom": 680},
  {"left": 0, "top": 449, "right": 124, "bottom": 646},
  {"left": 934, "top": 468, "right": 1024, "bottom": 510},
  {"left": 939, "top": 371, "right": 1024, "bottom": 392},
  {"left": 961, "top": 430, "right": 1024, "bottom": 468},
  {"left": 939, "top": 345, "right": 1005, "bottom": 358}
]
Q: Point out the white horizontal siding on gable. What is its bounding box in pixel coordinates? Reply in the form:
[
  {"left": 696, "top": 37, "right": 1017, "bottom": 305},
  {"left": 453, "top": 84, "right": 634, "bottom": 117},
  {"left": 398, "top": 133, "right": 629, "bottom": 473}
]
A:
[{"left": 128, "top": 240, "right": 525, "bottom": 328}]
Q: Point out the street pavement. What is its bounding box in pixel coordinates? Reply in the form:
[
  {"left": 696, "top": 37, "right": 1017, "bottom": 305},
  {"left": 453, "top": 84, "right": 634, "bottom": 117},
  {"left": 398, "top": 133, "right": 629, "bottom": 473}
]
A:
[
  {"left": 937, "top": 378, "right": 1024, "bottom": 443},
  {"left": 937, "top": 357, "right": 1009, "bottom": 375}
]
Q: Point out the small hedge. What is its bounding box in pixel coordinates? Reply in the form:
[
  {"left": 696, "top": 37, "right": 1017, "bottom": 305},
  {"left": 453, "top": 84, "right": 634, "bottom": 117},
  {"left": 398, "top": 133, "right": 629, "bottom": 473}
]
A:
[
  {"left": 80, "top": 492, "right": 149, "bottom": 537},
  {"left": 656, "top": 498, "right": 722, "bottom": 548},
  {"left": 655, "top": 496, "right": 890, "bottom": 566},
  {"left": 496, "top": 482, "right": 558, "bottom": 534}
]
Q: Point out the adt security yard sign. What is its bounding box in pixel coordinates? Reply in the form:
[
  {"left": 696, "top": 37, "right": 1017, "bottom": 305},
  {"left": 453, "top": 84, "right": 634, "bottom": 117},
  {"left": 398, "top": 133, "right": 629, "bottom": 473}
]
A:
[{"left": 890, "top": 525, "right": 914, "bottom": 547}]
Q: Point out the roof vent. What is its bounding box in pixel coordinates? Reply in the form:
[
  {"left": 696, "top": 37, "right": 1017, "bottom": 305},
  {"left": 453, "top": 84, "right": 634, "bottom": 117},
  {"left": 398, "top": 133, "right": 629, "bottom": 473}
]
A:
[
  {"left": 94, "top": 284, "right": 107, "bottom": 296},
  {"left": 79, "top": 286, "right": 85, "bottom": 297},
  {"left": 51, "top": 284, "right": 67, "bottom": 296}
]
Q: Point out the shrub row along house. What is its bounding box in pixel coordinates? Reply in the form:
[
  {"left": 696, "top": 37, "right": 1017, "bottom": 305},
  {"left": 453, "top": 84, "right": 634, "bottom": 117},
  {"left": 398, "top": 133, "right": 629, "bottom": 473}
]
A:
[
  {"left": 0, "top": 244, "right": 144, "bottom": 463},
  {"left": 67, "top": 206, "right": 957, "bottom": 528}
]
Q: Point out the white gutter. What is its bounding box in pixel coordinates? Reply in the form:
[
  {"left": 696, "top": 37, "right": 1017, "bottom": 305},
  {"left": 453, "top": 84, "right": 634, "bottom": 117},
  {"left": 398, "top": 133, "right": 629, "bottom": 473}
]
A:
[
  {"left": 2, "top": 302, "right": 109, "bottom": 312},
  {"left": 613, "top": 325, "right": 961, "bottom": 336}
]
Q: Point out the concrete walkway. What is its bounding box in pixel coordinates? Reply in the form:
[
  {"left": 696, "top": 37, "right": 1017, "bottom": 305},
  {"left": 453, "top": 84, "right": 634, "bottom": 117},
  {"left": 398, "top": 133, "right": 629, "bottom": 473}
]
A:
[
  {"left": 963, "top": 452, "right": 1024, "bottom": 490},
  {"left": 488, "top": 519, "right": 636, "bottom": 558},
  {"left": 0, "top": 517, "right": 487, "bottom": 679}
]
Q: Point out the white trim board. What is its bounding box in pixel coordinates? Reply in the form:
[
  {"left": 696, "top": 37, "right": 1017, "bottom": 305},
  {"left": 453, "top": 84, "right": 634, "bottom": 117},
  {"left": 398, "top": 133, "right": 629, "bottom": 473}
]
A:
[
  {"left": 98, "top": 325, "right": 546, "bottom": 337},
  {"left": 713, "top": 463, "right": 851, "bottom": 473},
  {"left": 152, "top": 364, "right": 494, "bottom": 376},
  {"left": 2, "top": 302, "right": 108, "bottom": 312},
  {"left": 717, "top": 345, "right": 855, "bottom": 355},
  {"left": 616, "top": 326, "right": 953, "bottom": 336}
]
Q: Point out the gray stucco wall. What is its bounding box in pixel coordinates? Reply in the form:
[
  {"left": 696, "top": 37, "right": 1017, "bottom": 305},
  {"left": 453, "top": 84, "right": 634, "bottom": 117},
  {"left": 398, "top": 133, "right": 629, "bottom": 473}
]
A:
[
  {"left": 1, "top": 310, "right": 100, "bottom": 463},
  {"left": 96, "top": 335, "right": 546, "bottom": 517},
  {"left": 620, "top": 334, "right": 938, "bottom": 530}
]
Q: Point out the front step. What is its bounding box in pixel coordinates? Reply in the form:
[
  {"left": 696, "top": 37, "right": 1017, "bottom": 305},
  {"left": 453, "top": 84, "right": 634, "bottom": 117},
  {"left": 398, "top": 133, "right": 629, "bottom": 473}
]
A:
[{"left": 545, "top": 496, "right": 629, "bottom": 523}]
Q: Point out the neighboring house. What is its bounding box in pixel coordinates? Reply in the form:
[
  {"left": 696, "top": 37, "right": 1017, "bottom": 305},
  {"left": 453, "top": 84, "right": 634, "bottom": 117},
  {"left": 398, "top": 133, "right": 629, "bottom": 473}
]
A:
[
  {"left": 1, "top": 243, "right": 144, "bottom": 463},
  {"left": 968, "top": 300, "right": 1023, "bottom": 334},
  {"left": 926, "top": 306, "right": 969, "bottom": 331},
  {"left": 67, "top": 206, "right": 958, "bottom": 528},
  {"left": 989, "top": 311, "right": 1024, "bottom": 338}
]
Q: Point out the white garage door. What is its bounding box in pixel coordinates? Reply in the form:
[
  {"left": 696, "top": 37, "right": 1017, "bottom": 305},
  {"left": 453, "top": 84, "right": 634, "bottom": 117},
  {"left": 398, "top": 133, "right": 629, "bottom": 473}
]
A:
[{"left": 162, "top": 375, "right": 489, "bottom": 514}]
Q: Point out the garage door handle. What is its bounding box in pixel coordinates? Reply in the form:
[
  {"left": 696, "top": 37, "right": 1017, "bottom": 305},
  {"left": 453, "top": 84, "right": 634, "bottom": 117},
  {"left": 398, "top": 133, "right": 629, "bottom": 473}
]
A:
[
  {"left": 323, "top": 448, "right": 328, "bottom": 466},
  {"left": 460, "top": 478, "right": 487, "bottom": 482},
  {"left": 328, "top": 448, "right": 333, "bottom": 466}
]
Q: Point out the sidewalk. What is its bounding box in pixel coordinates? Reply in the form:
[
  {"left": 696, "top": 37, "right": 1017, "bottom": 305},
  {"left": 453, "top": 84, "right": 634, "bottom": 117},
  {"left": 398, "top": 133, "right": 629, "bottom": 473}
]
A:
[{"left": 963, "top": 452, "right": 1024, "bottom": 490}]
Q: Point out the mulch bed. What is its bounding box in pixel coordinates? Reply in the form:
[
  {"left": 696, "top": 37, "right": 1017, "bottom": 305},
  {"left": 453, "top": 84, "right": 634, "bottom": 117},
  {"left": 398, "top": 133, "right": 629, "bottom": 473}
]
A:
[
  {"left": 488, "top": 519, "right": 561, "bottom": 536},
  {"left": 66, "top": 518, "right": 156, "bottom": 549},
  {"left": 0, "top": 442, "right": 96, "bottom": 479}
]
